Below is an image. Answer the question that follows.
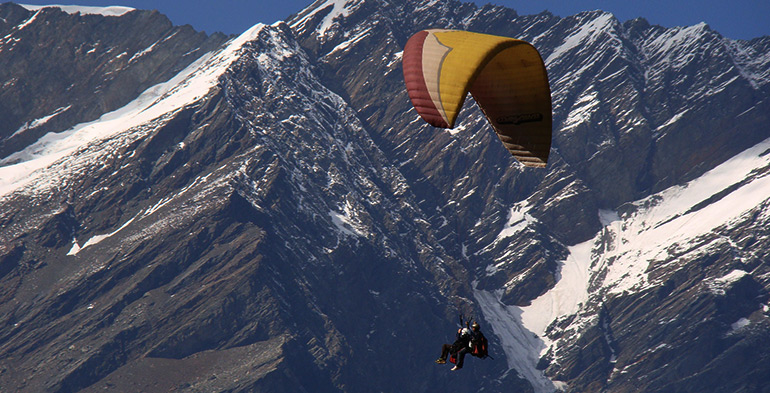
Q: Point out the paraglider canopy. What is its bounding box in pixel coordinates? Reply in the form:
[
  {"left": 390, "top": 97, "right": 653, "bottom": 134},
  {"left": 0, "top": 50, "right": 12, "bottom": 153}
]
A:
[{"left": 402, "top": 29, "right": 552, "bottom": 168}]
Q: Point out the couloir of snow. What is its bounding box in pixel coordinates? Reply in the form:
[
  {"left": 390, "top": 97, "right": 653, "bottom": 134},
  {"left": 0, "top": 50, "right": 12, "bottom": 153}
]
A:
[
  {"left": 289, "top": 0, "right": 364, "bottom": 38},
  {"left": 474, "top": 289, "right": 566, "bottom": 392},
  {"left": 10, "top": 105, "right": 71, "bottom": 138},
  {"left": 476, "top": 137, "right": 770, "bottom": 392},
  {"left": 0, "top": 23, "right": 268, "bottom": 198}
]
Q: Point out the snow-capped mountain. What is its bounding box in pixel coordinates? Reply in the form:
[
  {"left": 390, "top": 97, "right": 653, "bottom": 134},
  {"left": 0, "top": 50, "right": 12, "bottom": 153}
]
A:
[
  {"left": 290, "top": 1, "right": 770, "bottom": 391},
  {"left": 0, "top": 3, "right": 228, "bottom": 159},
  {"left": 1, "top": 0, "right": 769, "bottom": 392},
  {"left": 1, "top": 4, "right": 508, "bottom": 392}
]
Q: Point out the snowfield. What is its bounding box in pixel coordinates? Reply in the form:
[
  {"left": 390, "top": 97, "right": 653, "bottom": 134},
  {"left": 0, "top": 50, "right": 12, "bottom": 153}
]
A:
[{"left": 476, "top": 136, "right": 770, "bottom": 392}]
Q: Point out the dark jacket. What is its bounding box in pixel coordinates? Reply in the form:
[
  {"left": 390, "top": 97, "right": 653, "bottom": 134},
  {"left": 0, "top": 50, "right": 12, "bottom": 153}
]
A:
[
  {"left": 451, "top": 330, "right": 471, "bottom": 353},
  {"left": 469, "top": 329, "right": 488, "bottom": 358}
]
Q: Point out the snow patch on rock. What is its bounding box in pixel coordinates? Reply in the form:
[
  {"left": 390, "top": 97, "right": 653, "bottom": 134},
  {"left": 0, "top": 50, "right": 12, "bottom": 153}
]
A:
[{"left": 19, "top": 4, "right": 135, "bottom": 17}]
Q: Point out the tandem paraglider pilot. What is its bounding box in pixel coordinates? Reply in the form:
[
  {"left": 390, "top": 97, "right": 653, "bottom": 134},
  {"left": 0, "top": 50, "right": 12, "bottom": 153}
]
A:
[{"left": 435, "top": 318, "right": 488, "bottom": 371}]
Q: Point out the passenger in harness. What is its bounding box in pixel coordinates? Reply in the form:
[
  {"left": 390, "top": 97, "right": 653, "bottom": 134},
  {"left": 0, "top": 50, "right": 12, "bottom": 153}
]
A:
[{"left": 435, "top": 316, "right": 489, "bottom": 370}]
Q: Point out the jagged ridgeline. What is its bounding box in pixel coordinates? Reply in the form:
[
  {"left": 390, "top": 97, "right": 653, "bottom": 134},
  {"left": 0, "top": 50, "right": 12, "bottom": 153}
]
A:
[{"left": 1, "top": 1, "right": 769, "bottom": 392}]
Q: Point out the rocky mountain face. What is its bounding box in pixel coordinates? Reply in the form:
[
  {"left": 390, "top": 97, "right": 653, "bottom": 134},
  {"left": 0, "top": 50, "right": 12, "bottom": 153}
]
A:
[
  {"left": 1, "top": 0, "right": 769, "bottom": 392},
  {"left": 0, "top": 4, "right": 518, "bottom": 392},
  {"left": 0, "top": 3, "right": 228, "bottom": 158},
  {"left": 290, "top": 1, "right": 770, "bottom": 391}
]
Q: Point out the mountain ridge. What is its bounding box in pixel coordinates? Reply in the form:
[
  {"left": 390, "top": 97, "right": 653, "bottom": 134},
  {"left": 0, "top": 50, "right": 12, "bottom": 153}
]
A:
[
  {"left": 1, "top": 0, "right": 769, "bottom": 392},
  {"left": 0, "top": 2, "right": 229, "bottom": 159},
  {"left": 288, "top": 1, "right": 770, "bottom": 391}
]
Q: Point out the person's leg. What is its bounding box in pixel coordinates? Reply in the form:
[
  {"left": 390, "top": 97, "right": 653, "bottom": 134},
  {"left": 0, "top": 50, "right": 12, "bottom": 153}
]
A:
[
  {"left": 456, "top": 347, "right": 469, "bottom": 368},
  {"left": 440, "top": 344, "right": 452, "bottom": 360}
]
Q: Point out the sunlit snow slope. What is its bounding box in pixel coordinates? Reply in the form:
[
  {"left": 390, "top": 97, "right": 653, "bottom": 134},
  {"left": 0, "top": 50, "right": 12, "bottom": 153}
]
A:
[
  {"left": 476, "top": 136, "right": 770, "bottom": 392},
  {"left": 0, "top": 23, "right": 265, "bottom": 197}
]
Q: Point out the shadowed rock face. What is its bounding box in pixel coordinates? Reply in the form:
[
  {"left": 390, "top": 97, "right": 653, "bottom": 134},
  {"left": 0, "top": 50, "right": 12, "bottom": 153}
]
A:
[{"left": 1, "top": 0, "right": 770, "bottom": 392}]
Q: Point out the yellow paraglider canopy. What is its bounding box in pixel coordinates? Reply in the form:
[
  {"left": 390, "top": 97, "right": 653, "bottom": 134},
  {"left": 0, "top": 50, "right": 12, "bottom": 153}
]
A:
[{"left": 402, "top": 29, "right": 552, "bottom": 168}]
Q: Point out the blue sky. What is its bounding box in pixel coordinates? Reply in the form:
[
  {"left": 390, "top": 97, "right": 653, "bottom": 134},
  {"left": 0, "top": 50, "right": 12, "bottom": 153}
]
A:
[{"left": 16, "top": 0, "right": 770, "bottom": 40}]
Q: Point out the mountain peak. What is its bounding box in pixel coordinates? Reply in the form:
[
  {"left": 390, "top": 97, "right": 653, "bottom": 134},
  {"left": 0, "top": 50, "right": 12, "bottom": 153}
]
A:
[
  {"left": 0, "top": 2, "right": 229, "bottom": 162},
  {"left": 0, "top": 20, "right": 268, "bottom": 199},
  {"left": 18, "top": 3, "right": 135, "bottom": 17}
]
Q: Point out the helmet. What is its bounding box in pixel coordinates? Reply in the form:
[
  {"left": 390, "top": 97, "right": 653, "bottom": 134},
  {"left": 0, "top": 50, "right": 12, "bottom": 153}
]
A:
[
  {"left": 471, "top": 322, "right": 480, "bottom": 331},
  {"left": 461, "top": 328, "right": 471, "bottom": 337}
]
